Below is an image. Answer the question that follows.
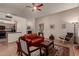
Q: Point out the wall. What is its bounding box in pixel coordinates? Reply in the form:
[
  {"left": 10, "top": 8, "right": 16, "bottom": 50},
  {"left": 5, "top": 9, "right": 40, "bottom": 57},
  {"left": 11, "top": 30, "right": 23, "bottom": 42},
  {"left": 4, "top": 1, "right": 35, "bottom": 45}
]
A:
[
  {"left": 35, "top": 8, "right": 79, "bottom": 40},
  {"left": 12, "top": 16, "right": 35, "bottom": 35},
  {"left": 27, "top": 18, "right": 35, "bottom": 32},
  {"left": 12, "top": 16, "right": 27, "bottom": 35},
  {"left": 35, "top": 13, "right": 62, "bottom": 39}
]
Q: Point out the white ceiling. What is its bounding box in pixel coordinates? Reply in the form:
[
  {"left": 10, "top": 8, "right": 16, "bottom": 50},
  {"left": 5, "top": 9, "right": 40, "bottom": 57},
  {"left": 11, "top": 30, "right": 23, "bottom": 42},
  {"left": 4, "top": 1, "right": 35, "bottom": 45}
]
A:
[{"left": 0, "top": 3, "right": 78, "bottom": 19}]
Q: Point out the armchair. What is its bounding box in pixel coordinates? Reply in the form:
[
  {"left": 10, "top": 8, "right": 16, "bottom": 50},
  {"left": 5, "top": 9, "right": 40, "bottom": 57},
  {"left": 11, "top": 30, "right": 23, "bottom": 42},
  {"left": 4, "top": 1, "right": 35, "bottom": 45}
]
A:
[{"left": 59, "top": 32, "right": 73, "bottom": 43}]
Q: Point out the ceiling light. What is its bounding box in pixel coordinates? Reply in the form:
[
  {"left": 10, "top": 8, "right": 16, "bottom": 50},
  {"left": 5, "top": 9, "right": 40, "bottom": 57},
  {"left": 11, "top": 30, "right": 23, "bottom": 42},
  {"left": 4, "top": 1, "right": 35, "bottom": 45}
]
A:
[{"left": 33, "top": 6, "right": 37, "bottom": 10}]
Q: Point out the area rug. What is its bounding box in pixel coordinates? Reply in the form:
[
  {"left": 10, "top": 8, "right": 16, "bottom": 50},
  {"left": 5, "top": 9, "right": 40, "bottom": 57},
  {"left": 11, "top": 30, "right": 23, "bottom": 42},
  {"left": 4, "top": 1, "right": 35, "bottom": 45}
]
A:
[{"left": 48, "top": 45, "right": 70, "bottom": 56}]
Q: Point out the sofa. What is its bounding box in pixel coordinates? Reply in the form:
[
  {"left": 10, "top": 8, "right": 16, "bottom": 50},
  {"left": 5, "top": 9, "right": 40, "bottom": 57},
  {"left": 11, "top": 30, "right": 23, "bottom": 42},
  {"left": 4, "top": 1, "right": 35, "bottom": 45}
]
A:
[{"left": 23, "top": 33, "right": 44, "bottom": 46}]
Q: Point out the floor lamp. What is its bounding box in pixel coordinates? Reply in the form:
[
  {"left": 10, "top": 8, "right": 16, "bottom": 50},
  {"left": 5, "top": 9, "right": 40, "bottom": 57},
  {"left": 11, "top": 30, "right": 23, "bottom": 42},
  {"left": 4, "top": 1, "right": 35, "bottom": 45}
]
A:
[{"left": 72, "top": 22, "right": 78, "bottom": 44}]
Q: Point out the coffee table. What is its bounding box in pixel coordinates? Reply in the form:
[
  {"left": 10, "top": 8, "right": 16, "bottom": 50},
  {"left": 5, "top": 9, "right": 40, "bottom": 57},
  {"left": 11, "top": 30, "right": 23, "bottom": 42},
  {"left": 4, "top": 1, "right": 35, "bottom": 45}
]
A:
[{"left": 40, "top": 40, "right": 54, "bottom": 56}]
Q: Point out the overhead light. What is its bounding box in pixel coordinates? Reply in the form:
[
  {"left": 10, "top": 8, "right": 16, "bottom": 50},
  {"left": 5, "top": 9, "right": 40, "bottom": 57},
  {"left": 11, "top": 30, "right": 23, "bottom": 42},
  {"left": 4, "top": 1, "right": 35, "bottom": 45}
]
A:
[
  {"left": 33, "top": 6, "right": 37, "bottom": 10},
  {"left": 26, "top": 3, "right": 43, "bottom": 11}
]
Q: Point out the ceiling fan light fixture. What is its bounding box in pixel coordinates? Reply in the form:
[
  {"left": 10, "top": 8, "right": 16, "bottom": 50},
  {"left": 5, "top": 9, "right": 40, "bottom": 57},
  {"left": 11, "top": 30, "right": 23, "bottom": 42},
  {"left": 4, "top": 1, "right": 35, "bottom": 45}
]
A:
[
  {"left": 33, "top": 6, "right": 37, "bottom": 10},
  {"left": 26, "top": 3, "right": 44, "bottom": 11}
]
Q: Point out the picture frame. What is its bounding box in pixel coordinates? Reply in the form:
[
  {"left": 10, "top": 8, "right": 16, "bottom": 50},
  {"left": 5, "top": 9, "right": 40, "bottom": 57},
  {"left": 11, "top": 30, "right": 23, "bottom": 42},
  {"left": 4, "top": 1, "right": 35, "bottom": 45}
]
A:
[
  {"left": 50, "top": 24, "right": 55, "bottom": 29},
  {"left": 27, "top": 26, "right": 31, "bottom": 30},
  {"left": 39, "top": 24, "right": 44, "bottom": 32},
  {"left": 62, "top": 24, "right": 66, "bottom": 29}
]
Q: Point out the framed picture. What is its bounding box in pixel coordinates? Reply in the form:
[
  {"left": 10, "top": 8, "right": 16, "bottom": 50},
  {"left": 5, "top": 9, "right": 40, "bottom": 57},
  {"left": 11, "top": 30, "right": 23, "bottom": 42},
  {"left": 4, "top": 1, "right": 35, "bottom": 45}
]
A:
[
  {"left": 27, "top": 26, "right": 31, "bottom": 30},
  {"left": 39, "top": 24, "right": 44, "bottom": 32},
  {"left": 50, "top": 24, "right": 55, "bottom": 29},
  {"left": 62, "top": 24, "right": 66, "bottom": 29}
]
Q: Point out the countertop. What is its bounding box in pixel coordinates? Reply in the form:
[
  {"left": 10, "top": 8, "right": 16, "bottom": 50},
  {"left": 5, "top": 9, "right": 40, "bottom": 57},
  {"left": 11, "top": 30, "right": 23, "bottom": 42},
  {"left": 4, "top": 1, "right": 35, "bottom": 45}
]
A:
[{"left": 6, "top": 32, "right": 21, "bottom": 33}]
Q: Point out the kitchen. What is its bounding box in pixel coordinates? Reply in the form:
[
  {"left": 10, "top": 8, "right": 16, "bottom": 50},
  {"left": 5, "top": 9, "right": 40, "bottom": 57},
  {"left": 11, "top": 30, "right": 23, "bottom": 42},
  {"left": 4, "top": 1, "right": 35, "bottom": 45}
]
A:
[
  {"left": 0, "top": 19, "right": 22, "bottom": 43},
  {"left": 0, "top": 13, "right": 27, "bottom": 43}
]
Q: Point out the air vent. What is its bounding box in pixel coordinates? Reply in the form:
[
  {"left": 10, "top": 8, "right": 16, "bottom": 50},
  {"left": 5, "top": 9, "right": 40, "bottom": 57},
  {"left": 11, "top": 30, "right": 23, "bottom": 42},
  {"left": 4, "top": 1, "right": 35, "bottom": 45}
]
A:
[
  {"left": 0, "top": 13, "right": 13, "bottom": 19},
  {"left": 5, "top": 15, "right": 12, "bottom": 18}
]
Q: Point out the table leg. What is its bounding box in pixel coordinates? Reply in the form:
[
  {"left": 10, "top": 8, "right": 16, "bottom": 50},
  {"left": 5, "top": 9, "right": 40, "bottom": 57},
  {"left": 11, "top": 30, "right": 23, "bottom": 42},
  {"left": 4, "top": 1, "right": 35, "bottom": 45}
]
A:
[
  {"left": 53, "top": 42, "right": 54, "bottom": 48},
  {"left": 40, "top": 48, "right": 42, "bottom": 56},
  {"left": 46, "top": 47, "right": 48, "bottom": 56}
]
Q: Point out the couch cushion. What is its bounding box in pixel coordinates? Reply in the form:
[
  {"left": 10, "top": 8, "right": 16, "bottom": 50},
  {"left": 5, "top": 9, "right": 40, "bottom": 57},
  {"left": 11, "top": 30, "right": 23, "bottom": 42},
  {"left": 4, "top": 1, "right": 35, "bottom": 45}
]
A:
[
  {"left": 22, "top": 35, "right": 32, "bottom": 43},
  {"left": 36, "top": 36, "right": 44, "bottom": 39},
  {"left": 24, "top": 33, "right": 37, "bottom": 40},
  {"left": 22, "top": 33, "right": 44, "bottom": 46},
  {"left": 31, "top": 33, "right": 38, "bottom": 39},
  {"left": 23, "top": 34, "right": 32, "bottom": 39},
  {"left": 31, "top": 38, "right": 44, "bottom": 46}
]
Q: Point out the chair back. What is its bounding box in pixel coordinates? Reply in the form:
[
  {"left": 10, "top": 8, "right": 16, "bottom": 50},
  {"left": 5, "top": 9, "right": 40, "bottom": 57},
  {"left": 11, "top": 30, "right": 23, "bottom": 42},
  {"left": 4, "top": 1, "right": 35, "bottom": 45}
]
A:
[
  {"left": 19, "top": 37, "right": 30, "bottom": 55},
  {"left": 18, "top": 36, "right": 43, "bottom": 56},
  {"left": 38, "top": 32, "right": 44, "bottom": 37},
  {"left": 65, "top": 33, "right": 73, "bottom": 41}
]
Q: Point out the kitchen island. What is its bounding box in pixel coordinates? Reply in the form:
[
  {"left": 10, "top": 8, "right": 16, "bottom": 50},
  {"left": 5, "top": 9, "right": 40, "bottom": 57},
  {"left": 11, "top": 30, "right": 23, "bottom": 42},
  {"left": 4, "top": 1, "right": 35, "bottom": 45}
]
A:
[{"left": 6, "top": 32, "right": 22, "bottom": 43}]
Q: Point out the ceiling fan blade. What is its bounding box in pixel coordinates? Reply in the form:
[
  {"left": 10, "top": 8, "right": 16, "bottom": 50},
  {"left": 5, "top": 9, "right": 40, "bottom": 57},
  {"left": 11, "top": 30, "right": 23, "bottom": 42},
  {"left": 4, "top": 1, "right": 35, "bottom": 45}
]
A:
[
  {"left": 37, "top": 9, "right": 42, "bottom": 11},
  {"left": 37, "top": 4, "right": 43, "bottom": 7},
  {"left": 32, "top": 3, "right": 36, "bottom": 6},
  {"left": 26, "top": 3, "right": 43, "bottom": 12}
]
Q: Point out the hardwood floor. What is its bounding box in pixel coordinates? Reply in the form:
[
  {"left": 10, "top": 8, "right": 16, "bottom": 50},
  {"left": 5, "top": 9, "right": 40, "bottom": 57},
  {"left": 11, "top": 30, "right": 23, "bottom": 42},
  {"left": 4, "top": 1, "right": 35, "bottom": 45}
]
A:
[
  {"left": 0, "top": 42, "right": 17, "bottom": 56},
  {"left": 0, "top": 39, "right": 76, "bottom": 56}
]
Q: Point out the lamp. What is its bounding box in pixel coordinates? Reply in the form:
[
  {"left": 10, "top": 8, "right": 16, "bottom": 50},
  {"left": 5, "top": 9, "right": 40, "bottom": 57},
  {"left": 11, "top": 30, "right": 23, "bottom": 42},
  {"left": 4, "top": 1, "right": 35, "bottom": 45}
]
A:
[{"left": 72, "top": 22, "right": 78, "bottom": 44}]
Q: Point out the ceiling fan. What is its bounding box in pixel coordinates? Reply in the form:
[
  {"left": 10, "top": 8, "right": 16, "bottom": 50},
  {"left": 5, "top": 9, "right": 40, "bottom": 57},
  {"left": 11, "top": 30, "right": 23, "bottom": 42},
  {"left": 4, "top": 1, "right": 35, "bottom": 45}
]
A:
[{"left": 26, "top": 3, "right": 44, "bottom": 11}]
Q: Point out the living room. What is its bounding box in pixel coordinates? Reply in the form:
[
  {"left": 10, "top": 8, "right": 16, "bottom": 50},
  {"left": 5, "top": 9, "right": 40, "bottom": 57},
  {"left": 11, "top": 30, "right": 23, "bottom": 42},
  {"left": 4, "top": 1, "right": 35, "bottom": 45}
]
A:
[{"left": 0, "top": 3, "right": 79, "bottom": 56}]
